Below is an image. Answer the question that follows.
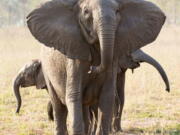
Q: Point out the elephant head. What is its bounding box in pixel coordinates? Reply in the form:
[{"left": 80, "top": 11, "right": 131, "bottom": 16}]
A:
[
  {"left": 118, "top": 49, "right": 170, "bottom": 91},
  {"left": 78, "top": 0, "right": 121, "bottom": 73},
  {"left": 27, "top": 0, "right": 165, "bottom": 74},
  {"left": 129, "top": 50, "right": 170, "bottom": 91},
  {"left": 13, "top": 59, "right": 46, "bottom": 113}
]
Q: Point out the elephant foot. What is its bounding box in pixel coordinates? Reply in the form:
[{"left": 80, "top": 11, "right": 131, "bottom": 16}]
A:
[
  {"left": 117, "top": 128, "right": 123, "bottom": 133},
  {"left": 112, "top": 128, "right": 123, "bottom": 134},
  {"left": 118, "top": 128, "right": 123, "bottom": 133},
  {"left": 112, "top": 124, "right": 123, "bottom": 133}
]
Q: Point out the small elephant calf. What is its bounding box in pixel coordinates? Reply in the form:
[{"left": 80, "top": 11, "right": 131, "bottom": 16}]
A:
[{"left": 13, "top": 59, "right": 54, "bottom": 120}]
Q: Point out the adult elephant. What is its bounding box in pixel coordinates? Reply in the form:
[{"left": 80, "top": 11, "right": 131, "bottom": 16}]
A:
[
  {"left": 112, "top": 49, "right": 170, "bottom": 133},
  {"left": 27, "top": 0, "right": 166, "bottom": 134}
]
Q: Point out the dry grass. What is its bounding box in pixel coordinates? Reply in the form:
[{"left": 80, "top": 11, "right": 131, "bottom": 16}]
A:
[{"left": 0, "top": 26, "right": 180, "bottom": 135}]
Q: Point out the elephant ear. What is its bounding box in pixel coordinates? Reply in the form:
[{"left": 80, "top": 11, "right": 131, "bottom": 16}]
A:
[
  {"left": 117, "top": 0, "right": 166, "bottom": 57},
  {"left": 27, "top": 0, "right": 91, "bottom": 61}
]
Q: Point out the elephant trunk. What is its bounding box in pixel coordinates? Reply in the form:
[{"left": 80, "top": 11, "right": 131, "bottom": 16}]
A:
[
  {"left": 131, "top": 50, "right": 170, "bottom": 92},
  {"left": 95, "top": 13, "right": 116, "bottom": 73},
  {"left": 13, "top": 75, "right": 22, "bottom": 113}
]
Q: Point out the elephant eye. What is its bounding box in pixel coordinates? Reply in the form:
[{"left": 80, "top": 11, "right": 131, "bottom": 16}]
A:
[
  {"left": 116, "top": 9, "right": 120, "bottom": 15},
  {"left": 83, "top": 6, "right": 89, "bottom": 14},
  {"left": 84, "top": 8, "right": 89, "bottom": 14},
  {"left": 83, "top": 7, "right": 91, "bottom": 19}
]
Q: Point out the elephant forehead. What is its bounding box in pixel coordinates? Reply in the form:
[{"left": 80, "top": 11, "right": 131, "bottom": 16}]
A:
[
  {"left": 18, "top": 60, "right": 38, "bottom": 74},
  {"left": 18, "top": 64, "right": 31, "bottom": 73},
  {"left": 79, "top": 0, "right": 118, "bottom": 10}
]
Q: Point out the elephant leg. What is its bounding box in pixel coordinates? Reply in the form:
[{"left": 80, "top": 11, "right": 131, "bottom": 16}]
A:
[
  {"left": 112, "top": 71, "right": 126, "bottom": 132},
  {"left": 111, "top": 95, "right": 119, "bottom": 133},
  {"left": 66, "top": 59, "right": 89, "bottom": 135},
  {"left": 46, "top": 80, "right": 68, "bottom": 135},
  {"left": 47, "top": 100, "right": 54, "bottom": 121},
  {"left": 89, "top": 105, "right": 98, "bottom": 135},
  {"left": 53, "top": 102, "right": 68, "bottom": 135},
  {"left": 95, "top": 73, "right": 116, "bottom": 135},
  {"left": 83, "top": 106, "right": 91, "bottom": 135}
]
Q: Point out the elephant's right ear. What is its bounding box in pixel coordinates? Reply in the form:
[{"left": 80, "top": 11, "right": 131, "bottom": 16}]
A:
[
  {"left": 27, "top": 0, "right": 91, "bottom": 61},
  {"left": 117, "top": 0, "right": 166, "bottom": 55}
]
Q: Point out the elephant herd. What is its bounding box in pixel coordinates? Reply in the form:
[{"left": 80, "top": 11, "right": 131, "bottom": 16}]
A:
[{"left": 13, "top": 0, "right": 170, "bottom": 135}]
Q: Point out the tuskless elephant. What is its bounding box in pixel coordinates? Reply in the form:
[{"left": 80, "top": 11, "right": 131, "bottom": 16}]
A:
[{"left": 26, "top": 0, "right": 166, "bottom": 134}]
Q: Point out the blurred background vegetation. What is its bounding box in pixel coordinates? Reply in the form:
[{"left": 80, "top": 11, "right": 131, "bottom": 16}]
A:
[{"left": 0, "top": 0, "right": 180, "bottom": 27}]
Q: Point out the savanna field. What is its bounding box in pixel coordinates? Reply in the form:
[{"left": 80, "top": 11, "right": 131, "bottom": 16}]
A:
[{"left": 0, "top": 25, "right": 180, "bottom": 135}]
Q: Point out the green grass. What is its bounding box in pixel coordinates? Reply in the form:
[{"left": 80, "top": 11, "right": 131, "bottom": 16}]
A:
[{"left": 0, "top": 26, "right": 180, "bottom": 135}]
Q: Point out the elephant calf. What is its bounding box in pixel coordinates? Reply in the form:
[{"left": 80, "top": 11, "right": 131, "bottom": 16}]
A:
[{"left": 13, "top": 59, "right": 53, "bottom": 120}]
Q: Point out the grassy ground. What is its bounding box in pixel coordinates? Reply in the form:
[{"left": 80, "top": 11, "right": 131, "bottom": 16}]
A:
[{"left": 0, "top": 26, "right": 180, "bottom": 135}]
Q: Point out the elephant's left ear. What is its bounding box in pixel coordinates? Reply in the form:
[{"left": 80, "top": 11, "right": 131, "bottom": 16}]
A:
[{"left": 117, "top": 0, "right": 166, "bottom": 55}]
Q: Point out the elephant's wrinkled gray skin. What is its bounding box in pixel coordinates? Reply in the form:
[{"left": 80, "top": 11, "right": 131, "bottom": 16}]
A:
[{"left": 27, "top": 0, "right": 166, "bottom": 134}]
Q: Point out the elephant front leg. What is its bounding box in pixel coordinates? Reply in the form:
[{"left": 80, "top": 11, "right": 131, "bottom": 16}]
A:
[
  {"left": 53, "top": 102, "right": 68, "bottom": 135},
  {"left": 89, "top": 105, "right": 98, "bottom": 135},
  {"left": 46, "top": 79, "right": 68, "bottom": 135},
  {"left": 83, "top": 106, "right": 91, "bottom": 135},
  {"left": 66, "top": 59, "right": 88, "bottom": 135},
  {"left": 95, "top": 73, "right": 116, "bottom": 135},
  {"left": 112, "top": 71, "right": 126, "bottom": 132}
]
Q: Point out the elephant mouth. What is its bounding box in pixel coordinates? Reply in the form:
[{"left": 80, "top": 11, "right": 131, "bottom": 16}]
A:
[
  {"left": 130, "top": 62, "right": 140, "bottom": 69},
  {"left": 21, "top": 83, "right": 34, "bottom": 87}
]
